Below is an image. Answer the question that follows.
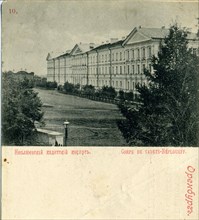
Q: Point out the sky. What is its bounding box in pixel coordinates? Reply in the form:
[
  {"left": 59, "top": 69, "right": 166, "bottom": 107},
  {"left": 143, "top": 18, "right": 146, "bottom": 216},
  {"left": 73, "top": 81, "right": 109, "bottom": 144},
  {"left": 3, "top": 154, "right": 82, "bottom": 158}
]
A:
[{"left": 2, "top": 0, "right": 199, "bottom": 76}]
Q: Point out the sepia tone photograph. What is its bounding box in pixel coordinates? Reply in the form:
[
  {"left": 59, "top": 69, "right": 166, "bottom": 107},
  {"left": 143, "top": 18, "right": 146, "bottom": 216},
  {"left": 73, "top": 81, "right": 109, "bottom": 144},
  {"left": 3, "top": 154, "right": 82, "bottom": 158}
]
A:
[
  {"left": 1, "top": 0, "right": 199, "bottom": 147},
  {"left": 1, "top": 1, "right": 199, "bottom": 219}
]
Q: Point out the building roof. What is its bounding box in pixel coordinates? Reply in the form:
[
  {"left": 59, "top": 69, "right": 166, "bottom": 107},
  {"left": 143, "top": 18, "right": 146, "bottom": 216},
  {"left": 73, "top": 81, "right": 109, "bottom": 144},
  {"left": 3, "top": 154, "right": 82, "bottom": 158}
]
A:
[
  {"left": 69, "top": 43, "right": 98, "bottom": 55},
  {"left": 92, "top": 43, "right": 111, "bottom": 51},
  {"left": 47, "top": 26, "right": 198, "bottom": 59},
  {"left": 138, "top": 27, "right": 169, "bottom": 39},
  {"left": 57, "top": 50, "right": 71, "bottom": 58},
  {"left": 138, "top": 27, "right": 197, "bottom": 40},
  {"left": 123, "top": 27, "right": 198, "bottom": 45},
  {"left": 37, "top": 128, "right": 63, "bottom": 136},
  {"left": 79, "top": 43, "right": 94, "bottom": 53},
  {"left": 46, "top": 49, "right": 72, "bottom": 60},
  {"left": 91, "top": 39, "right": 125, "bottom": 51}
]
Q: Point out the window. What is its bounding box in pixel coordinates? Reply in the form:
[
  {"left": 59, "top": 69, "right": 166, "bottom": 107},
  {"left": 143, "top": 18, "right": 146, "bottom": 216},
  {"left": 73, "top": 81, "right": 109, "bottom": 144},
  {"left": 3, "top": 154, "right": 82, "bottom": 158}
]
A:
[
  {"left": 132, "top": 50, "right": 134, "bottom": 60},
  {"left": 116, "top": 66, "right": 118, "bottom": 74},
  {"left": 112, "top": 66, "right": 114, "bottom": 74},
  {"left": 127, "top": 65, "right": 130, "bottom": 74},
  {"left": 102, "top": 55, "right": 104, "bottom": 62},
  {"left": 127, "top": 81, "right": 130, "bottom": 90},
  {"left": 112, "top": 53, "right": 114, "bottom": 61},
  {"left": 132, "top": 65, "right": 135, "bottom": 74},
  {"left": 116, "top": 53, "right": 118, "bottom": 61},
  {"left": 137, "top": 49, "right": 140, "bottom": 59},
  {"left": 137, "top": 65, "right": 140, "bottom": 74},
  {"left": 149, "top": 64, "right": 152, "bottom": 72},
  {"left": 120, "top": 66, "right": 122, "bottom": 74},
  {"left": 105, "top": 54, "right": 107, "bottom": 62},
  {"left": 124, "top": 66, "right": 126, "bottom": 74},
  {"left": 120, "top": 81, "right": 122, "bottom": 88},
  {"left": 120, "top": 52, "right": 122, "bottom": 60},
  {"left": 142, "top": 64, "right": 145, "bottom": 74},
  {"left": 142, "top": 48, "right": 145, "bottom": 59},
  {"left": 112, "top": 81, "right": 114, "bottom": 86},
  {"left": 148, "top": 47, "right": 151, "bottom": 58},
  {"left": 127, "top": 50, "right": 130, "bottom": 60},
  {"left": 116, "top": 81, "right": 118, "bottom": 87}
]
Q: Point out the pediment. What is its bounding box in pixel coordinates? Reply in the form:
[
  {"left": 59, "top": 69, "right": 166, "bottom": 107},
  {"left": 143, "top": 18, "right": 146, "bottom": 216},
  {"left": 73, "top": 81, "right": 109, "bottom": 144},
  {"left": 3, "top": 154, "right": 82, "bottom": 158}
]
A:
[
  {"left": 126, "top": 31, "right": 151, "bottom": 45},
  {"left": 123, "top": 28, "right": 151, "bottom": 46},
  {"left": 70, "top": 44, "right": 82, "bottom": 55}
]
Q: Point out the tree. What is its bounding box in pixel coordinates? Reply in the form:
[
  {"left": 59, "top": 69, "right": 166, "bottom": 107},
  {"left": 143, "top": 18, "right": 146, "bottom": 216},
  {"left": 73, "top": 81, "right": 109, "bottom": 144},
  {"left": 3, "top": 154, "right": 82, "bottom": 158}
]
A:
[
  {"left": 63, "top": 81, "right": 74, "bottom": 93},
  {"left": 2, "top": 73, "right": 44, "bottom": 145},
  {"left": 118, "top": 90, "right": 125, "bottom": 100},
  {"left": 82, "top": 84, "right": 95, "bottom": 95},
  {"left": 100, "top": 86, "right": 117, "bottom": 99},
  {"left": 46, "top": 81, "right": 57, "bottom": 89},
  {"left": 119, "top": 24, "right": 199, "bottom": 146}
]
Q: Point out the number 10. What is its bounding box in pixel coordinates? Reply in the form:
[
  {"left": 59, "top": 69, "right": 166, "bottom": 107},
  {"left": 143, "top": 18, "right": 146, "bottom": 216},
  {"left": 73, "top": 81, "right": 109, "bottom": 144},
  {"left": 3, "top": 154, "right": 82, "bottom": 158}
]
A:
[{"left": 9, "top": 9, "right": 17, "bottom": 14}]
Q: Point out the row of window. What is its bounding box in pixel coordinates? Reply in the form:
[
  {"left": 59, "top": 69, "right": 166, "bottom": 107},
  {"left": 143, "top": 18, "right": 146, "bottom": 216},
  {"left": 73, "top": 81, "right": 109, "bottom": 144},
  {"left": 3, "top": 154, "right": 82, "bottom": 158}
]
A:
[
  {"left": 89, "top": 47, "right": 152, "bottom": 63},
  {"left": 51, "top": 63, "right": 152, "bottom": 76},
  {"left": 89, "top": 64, "right": 152, "bottom": 75},
  {"left": 50, "top": 45, "right": 154, "bottom": 65},
  {"left": 89, "top": 79, "right": 146, "bottom": 90},
  {"left": 58, "top": 46, "right": 199, "bottom": 65},
  {"left": 50, "top": 47, "right": 152, "bottom": 67}
]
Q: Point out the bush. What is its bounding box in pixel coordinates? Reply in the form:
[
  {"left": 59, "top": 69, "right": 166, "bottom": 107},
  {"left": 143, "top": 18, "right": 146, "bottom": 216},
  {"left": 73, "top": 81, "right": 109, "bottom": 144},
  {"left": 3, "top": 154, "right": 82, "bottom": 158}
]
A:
[
  {"left": 46, "top": 81, "right": 57, "bottom": 89},
  {"left": 99, "top": 86, "right": 117, "bottom": 99},
  {"left": 82, "top": 84, "right": 95, "bottom": 96}
]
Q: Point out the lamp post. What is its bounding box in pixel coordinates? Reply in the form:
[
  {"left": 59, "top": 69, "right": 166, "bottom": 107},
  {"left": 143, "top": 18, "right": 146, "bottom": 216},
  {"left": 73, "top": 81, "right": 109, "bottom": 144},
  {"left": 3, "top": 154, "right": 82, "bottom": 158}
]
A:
[{"left": 63, "top": 120, "right": 70, "bottom": 146}]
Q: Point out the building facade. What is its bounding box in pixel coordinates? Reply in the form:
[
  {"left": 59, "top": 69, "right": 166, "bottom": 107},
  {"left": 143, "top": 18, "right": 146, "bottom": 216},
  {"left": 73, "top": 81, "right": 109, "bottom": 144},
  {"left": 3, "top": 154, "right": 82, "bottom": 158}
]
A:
[{"left": 47, "top": 26, "right": 199, "bottom": 92}]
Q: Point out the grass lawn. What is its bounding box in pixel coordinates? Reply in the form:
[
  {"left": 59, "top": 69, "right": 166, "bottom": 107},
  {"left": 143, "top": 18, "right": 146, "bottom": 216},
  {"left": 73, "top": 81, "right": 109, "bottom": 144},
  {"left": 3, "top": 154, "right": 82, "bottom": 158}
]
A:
[{"left": 35, "top": 88, "right": 127, "bottom": 146}]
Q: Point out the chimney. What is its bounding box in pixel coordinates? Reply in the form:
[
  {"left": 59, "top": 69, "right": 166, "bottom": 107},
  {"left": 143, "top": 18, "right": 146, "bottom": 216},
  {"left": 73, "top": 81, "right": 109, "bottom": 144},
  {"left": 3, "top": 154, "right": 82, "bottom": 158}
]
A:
[
  {"left": 162, "top": 26, "right": 165, "bottom": 29},
  {"left": 139, "top": 25, "right": 142, "bottom": 29},
  {"left": 89, "top": 43, "right": 95, "bottom": 49},
  {"left": 110, "top": 38, "right": 118, "bottom": 43}
]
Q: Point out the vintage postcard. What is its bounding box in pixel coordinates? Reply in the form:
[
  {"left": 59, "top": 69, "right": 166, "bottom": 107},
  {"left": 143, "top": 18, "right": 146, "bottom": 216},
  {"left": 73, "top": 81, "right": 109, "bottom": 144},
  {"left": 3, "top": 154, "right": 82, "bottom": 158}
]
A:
[{"left": 1, "top": 0, "right": 199, "bottom": 219}]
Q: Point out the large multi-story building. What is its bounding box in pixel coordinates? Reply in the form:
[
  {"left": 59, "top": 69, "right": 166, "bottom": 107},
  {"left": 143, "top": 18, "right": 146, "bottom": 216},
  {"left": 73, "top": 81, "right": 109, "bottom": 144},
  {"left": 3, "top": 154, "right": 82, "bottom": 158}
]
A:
[{"left": 47, "top": 26, "right": 198, "bottom": 92}]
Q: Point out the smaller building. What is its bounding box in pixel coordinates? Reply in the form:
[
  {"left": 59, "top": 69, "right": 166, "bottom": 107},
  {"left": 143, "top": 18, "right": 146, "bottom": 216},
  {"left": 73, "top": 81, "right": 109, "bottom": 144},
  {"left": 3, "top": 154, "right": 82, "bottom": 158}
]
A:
[{"left": 37, "top": 128, "right": 64, "bottom": 146}]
